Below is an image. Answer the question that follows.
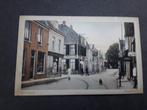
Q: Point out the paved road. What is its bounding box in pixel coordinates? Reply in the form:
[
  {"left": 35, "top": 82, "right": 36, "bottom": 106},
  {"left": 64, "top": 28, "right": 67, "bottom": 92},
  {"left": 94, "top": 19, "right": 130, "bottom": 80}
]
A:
[{"left": 23, "top": 69, "right": 119, "bottom": 90}]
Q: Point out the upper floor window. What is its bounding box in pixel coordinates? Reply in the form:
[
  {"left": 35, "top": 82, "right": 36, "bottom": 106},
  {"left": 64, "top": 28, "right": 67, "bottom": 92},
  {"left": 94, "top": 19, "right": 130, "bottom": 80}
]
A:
[
  {"left": 52, "top": 36, "right": 55, "bottom": 51},
  {"left": 64, "top": 45, "right": 66, "bottom": 55},
  {"left": 69, "top": 45, "right": 75, "bottom": 55},
  {"left": 58, "top": 40, "right": 61, "bottom": 51},
  {"left": 24, "top": 21, "right": 31, "bottom": 41},
  {"left": 37, "top": 27, "right": 43, "bottom": 45}
]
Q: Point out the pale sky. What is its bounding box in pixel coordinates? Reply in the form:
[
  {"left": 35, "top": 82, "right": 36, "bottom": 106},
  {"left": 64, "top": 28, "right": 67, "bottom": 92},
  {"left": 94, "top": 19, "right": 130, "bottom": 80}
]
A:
[{"left": 58, "top": 21, "right": 123, "bottom": 55}]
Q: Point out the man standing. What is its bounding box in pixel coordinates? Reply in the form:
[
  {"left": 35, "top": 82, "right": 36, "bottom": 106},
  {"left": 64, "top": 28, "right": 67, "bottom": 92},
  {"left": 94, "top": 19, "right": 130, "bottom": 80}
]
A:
[
  {"left": 133, "top": 64, "right": 137, "bottom": 88},
  {"left": 86, "top": 67, "right": 89, "bottom": 76},
  {"left": 67, "top": 67, "right": 71, "bottom": 80}
]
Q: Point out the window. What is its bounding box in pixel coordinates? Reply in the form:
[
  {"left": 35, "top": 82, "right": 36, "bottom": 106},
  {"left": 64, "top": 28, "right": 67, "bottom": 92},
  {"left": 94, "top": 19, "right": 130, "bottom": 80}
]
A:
[
  {"left": 66, "top": 59, "right": 69, "bottom": 69},
  {"left": 62, "top": 59, "right": 66, "bottom": 70},
  {"left": 66, "top": 45, "right": 69, "bottom": 55},
  {"left": 24, "top": 21, "right": 31, "bottom": 41},
  {"left": 70, "top": 59, "right": 75, "bottom": 70},
  {"left": 52, "top": 36, "right": 55, "bottom": 51},
  {"left": 37, "top": 52, "right": 45, "bottom": 73},
  {"left": 37, "top": 27, "right": 43, "bottom": 44},
  {"left": 58, "top": 40, "right": 61, "bottom": 51},
  {"left": 69, "top": 45, "right": 75, "bottom": 55},
  {"left": 64, "top": 45, "right": 66, "bottom": 55}
]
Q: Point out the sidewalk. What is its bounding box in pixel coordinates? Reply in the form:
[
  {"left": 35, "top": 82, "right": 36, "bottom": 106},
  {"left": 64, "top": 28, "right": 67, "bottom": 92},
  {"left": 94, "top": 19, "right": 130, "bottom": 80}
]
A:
[
  {"left": 119, "top": 77, "right": 134, "bottom": 89},
  {"left": 114, "top": 74, "right": 134, "bottom": 89},
  {"left": 22, "top": 75, "right": 68, "bottom": 88}
]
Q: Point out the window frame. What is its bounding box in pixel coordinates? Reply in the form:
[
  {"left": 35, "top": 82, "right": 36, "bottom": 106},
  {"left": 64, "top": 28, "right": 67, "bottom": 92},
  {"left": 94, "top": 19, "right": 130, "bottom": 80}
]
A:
[
  {"left": 69, "top": 44, "right": 75, "bottom": 55},
  {"left": 24, "top": 21, "right": 31, "bottom": 41},
  {"left": 58, "top": 39, "right": 61, "bottom": 52},
  {"left": 37, "top": 27, "right": 43, "bottom": 45},
  {"left": 52, "top": 36, "right": 55, "bottom": 51}
]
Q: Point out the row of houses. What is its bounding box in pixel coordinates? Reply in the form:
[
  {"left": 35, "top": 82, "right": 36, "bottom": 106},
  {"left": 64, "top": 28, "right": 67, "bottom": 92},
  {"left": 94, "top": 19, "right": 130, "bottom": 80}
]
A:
[
  {"left": 118, "top": 22, "right": 136, "bottom": 80},
  {"left": 22, "top": 20, "right": 104, "bottom": 81}
]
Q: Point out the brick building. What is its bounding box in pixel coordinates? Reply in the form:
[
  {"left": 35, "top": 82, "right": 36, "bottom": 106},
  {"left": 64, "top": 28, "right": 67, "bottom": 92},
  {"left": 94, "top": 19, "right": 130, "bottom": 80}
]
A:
[{"left": 22, "top": 21, "right": 49, "bottom": 81}]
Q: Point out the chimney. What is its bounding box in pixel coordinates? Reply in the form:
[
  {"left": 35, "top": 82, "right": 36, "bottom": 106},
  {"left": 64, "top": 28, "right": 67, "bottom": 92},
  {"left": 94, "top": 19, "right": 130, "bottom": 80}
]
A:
[
  {"left": 63, "top": 21, "right": 66, "bottom": 25},
  {"left": 70, "top": 25, "right": 73, "bottom": 29}
]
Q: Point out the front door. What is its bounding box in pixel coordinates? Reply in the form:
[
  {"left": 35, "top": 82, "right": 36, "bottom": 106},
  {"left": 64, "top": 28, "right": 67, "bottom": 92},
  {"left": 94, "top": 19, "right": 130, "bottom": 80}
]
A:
[{"left": 30, "top": 50, "right": 36, "bottom": 79}]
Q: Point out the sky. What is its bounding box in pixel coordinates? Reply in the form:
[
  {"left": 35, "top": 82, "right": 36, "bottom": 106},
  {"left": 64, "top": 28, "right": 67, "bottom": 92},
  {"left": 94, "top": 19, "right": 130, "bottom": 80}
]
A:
[{"left": 58, "top": 21, "right": 124, "bottom": 55}]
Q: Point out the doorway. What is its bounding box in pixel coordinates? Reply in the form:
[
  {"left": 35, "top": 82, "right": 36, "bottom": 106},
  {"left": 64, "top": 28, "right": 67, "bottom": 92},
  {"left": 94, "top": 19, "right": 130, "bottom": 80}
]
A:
[{"left": 30, "top": 50, "right": 36, "bottom": 79}]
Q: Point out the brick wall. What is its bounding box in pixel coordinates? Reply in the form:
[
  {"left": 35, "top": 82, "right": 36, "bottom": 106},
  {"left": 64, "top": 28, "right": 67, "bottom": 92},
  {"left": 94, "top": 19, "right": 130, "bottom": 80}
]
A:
[{"left": 22, "top": 21, "right": 49, "bottom": 81}]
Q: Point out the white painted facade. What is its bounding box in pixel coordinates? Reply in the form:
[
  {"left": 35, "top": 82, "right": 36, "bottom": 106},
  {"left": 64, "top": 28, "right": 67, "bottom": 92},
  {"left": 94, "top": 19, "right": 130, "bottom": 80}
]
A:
[
  {"left": 48, "top": 29, "right": 64, "bottom": 55},
  {"left": 47, "top": 27, "right": 64, "bottom": 74}
]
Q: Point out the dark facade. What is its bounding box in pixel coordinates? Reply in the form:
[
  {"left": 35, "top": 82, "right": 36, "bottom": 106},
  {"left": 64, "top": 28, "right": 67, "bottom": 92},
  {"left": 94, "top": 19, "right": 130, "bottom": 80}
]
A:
[{"left": 119, "top": 22, "right": 136, "bottom": 80}]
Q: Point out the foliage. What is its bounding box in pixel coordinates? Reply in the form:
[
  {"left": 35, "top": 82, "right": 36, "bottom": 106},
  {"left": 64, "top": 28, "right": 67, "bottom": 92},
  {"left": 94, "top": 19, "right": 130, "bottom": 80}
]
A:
[{"left": 105, "top": 43, "right": 119, "bottom": 68}]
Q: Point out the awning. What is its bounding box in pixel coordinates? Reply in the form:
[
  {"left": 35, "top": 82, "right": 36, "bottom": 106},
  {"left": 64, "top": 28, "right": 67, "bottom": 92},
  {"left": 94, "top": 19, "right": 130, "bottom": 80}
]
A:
[{"left": 48, "top": 51, "right": 64, "bottom": 58}]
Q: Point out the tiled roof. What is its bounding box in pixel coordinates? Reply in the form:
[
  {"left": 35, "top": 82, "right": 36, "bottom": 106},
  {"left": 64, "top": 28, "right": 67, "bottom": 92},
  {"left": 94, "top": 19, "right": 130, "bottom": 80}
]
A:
[
  {"left": 35, "top": 21, "right": 51, "bottom": 28},
  {"left": 58, "top": 24, "right": 80, "bottom": 44},
  {"left": 35, "top": 21, "right": 65, "bottom": 37}
]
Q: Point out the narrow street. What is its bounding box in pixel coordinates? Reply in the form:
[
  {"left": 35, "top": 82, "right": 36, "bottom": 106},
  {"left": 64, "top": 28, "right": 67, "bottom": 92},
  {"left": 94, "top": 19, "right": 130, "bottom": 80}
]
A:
[
  {"left": 23, "top": 69, "right": 132, "bottom": 90},
  {"left": 19, "top": 19, "right": 140, "bottom": 94}
]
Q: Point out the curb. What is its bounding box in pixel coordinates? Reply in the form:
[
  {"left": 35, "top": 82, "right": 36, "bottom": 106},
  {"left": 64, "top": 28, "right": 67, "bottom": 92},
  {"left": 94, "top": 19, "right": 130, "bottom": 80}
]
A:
[{"left": 22, "top": 76, "right": 68, "bottom": 88}]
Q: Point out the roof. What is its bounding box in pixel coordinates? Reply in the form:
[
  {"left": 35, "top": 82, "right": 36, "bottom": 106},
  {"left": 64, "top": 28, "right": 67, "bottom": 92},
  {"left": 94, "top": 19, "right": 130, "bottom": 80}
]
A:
[
  {"left": 58, "top": 24, "right": 80, "bottom": 44},
  {"left": 35, "top": 21, "right": 65, "bottom": 37}
]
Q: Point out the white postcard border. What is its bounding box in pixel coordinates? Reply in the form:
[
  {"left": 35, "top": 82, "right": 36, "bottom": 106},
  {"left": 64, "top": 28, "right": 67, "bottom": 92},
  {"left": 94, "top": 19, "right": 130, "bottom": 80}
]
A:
[{"left": 15, "top": 16, "right": 143, "bottom": 96}]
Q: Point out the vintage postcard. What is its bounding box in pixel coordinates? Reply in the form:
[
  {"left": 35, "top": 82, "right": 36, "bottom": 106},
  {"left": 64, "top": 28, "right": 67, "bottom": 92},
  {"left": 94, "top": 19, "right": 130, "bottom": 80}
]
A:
[{"left": 15, "top": 16, "right": 143, "bottom": 95}]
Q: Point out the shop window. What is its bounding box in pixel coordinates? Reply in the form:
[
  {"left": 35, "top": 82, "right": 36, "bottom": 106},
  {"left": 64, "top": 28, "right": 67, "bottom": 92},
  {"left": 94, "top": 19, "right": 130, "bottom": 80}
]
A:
[
  {"left": 30, "top": 50, "right": 36, "bottom": 78},
  {"left": 37, "top": 52, "right": 45, "bottom": 73},
  {"left": 66, "top": 59, "right": 69, "bottom": 68},
  {"left": 70, "top": 59, "right": 75, "bottom": 70}
]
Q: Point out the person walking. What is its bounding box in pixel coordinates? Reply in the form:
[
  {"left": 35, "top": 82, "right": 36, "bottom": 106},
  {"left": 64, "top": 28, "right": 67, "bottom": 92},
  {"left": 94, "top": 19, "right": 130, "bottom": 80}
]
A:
[
  {"left": 67, "top": 67, "right": 71, "bottom": 80},
  {"left": 118, "top": 62, "right": 122, "bottom": 87},
  {"left": 133, "top": 64, "right": 137, "bottom": 88},
  {"left": 86, "top": 67, "right": 89, "bottom": 76}
]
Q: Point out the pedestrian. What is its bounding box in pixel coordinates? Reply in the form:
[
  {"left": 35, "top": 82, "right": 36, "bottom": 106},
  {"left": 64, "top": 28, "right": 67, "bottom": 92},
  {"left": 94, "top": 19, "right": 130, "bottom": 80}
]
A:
[
  {"left": 86, "top": 67, "right": 89, "bottom": 76},
  {"left": 99, "top": 79, "right": 103, "bottom": 85},
  {"left": 67, "top": 67, "right": 71, "bottom": 80},
  {"left": 118, "top": 62, "right": 122, "bottom": 87},
  {"left": 81, "top": 67, "right": 84, "bottom": 75},
  {"left": 133, "top": 64, "right": 137, "bottom": 88}
]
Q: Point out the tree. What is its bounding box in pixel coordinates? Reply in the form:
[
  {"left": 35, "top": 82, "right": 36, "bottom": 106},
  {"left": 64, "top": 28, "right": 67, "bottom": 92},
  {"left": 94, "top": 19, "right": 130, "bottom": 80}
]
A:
[{"left": 105, "top": 43, "right": 119, "bottom": 68}]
